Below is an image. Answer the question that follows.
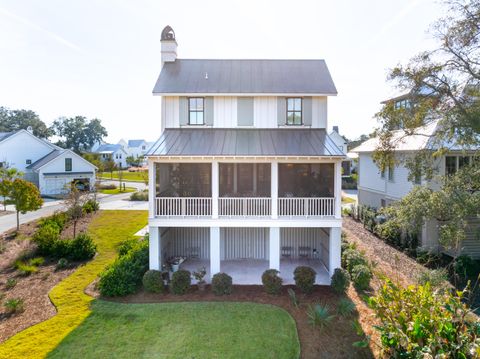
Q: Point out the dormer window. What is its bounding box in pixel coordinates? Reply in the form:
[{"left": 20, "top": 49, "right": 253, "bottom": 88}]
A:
[
  {"left": 188, "top": 98, "right": 204, "bottom": 125},
  {"left": 286, "top": 98, "right": 302, "bottom": 125}
]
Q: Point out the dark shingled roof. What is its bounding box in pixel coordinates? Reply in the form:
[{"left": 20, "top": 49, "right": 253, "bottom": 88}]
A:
[
  {"left": 0, "top": 132, "right": 15, "bottom": 142},
  {"left": 147, "top": 129, "right": 344, "bottom": 157},
  {"left": 27, "top": 150, "right": 63, "bottom": 170},
  {"left": 153, "top": 59, "right": 337, "bottom": 94}
]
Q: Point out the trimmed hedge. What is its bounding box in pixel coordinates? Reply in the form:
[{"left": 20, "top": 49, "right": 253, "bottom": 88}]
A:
[
  {"left": 261, "top": 269, "right": 283, "bottom": 295},
  {"left": 170, "top": 270, "right": 191, "bottom": 295},
  {"left": 143, "top": 270, "right": 166, "bottom": 293},
  {"left": 351, "top": 264, "right": 372, "bottom": 291},
  {"left": 98, "top": 240, "right": 149, "bottom": 297},
  {"left": 331, "top": 268, "right": 350, "bottom": 294},
  {"left": 293, "top": 266, "right": 316, "bottom": 294},
  {"left": 212, "top": 272, "right": 233, "bottom": 295}
]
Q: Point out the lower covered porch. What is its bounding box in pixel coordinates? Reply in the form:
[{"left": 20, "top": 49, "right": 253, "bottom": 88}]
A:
[{"left": 149, "top": 226, "right": 341, "bottom": 286}]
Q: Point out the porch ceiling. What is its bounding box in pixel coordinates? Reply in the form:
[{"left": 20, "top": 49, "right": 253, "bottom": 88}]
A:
[{"left": 147, "top": 129, "right": 344, "bottom": 158}]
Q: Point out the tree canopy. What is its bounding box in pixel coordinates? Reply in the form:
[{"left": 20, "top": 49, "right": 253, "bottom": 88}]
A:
[
  {"left": 374, "top": 0, "right": 480, "bottom": 174},
  {"left": 0, "top": 107, "right": 53, "bottom": 139},
  {"left": 51, "top": 116, "right": 107, "bottom": 153},
  {"left": 9, "top": 178, "right": 43, "bottom": 231}
]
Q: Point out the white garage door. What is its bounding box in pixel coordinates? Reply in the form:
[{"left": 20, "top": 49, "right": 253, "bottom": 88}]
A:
[{"left": 43, "top": 178, "right": 68, "bottom": 195}]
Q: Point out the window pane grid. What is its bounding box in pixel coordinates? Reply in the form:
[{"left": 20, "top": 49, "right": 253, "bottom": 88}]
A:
[
  {"left": 188, "top": 97, "right": 204, "bottom": 125},
  {"left": 286, "top": 98, "right": 302, "bottom": 125}
]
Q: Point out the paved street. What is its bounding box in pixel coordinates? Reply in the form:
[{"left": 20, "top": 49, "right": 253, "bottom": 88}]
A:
[{"left": 0, "top": 182, "right": 148, "bottom": 234}]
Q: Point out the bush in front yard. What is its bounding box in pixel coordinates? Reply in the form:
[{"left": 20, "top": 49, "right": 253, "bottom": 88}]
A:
[
  {"left": 370, "top": 279, "right": 479, "bottom": 357},
  {"left": 261, "top": 269, "right": 283, "bottom": 295},
  {"left": 130, "top": 190, "right": 148, "bottom": 201},
  {"left": 293, "top": 266, "right": 316, "bottom": 294},
  {"left": 212, "top": 273, "right": 233, "bottom": 295},
  {"left": 344, "top": 248, "right": 368, "bottom": 273},
  {"left": 331, "top": 268, "right": 350, "bottom": 294},
  {"left": 351, "top": 264, "right": 372, "bottom": 291},
  {"left": 170, "top": 270, "right": 191, "bottom": 295},
  {"left": 82, "top": 199, "right": 99, "bottom": 214},
  {"left": 38, "top": 211, "right": 69, "bottom": 232},
  {"left": 68, "top": 233, "right": 97, "bottom": 261},
  {"left": 33, "top": 223, "right": 60, "bottom": 255},
  {"left": 143, "top": 270, "right": 166, "bottom": 293},
  {"left": 98, "top": 240, "right": 149, "bottom": 297}
]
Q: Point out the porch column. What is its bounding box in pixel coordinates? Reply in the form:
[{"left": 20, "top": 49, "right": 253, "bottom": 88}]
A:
[
  {"left": 328, "top": 227, "right": 341, "bottom": 277},
  {"left": 212, "top": 161, "right": 219, "bottom": 218},
  {"left": 334, "top": 161, "right": 342, "bottom": 219},
  {"left": 269, "top": 227, "right": 280, "bottom": 270},
  {"left": 210, "top": 227, "right": 221, "bottom": 275},
  {"left": 149, "top": 226, "right": 161, "bottom": 270},
  {"left": 148, "top": 159, "right": 156, "bottom": 218},
  {"left": 271, "top": 161, "right": 278, "bottom": 219}
]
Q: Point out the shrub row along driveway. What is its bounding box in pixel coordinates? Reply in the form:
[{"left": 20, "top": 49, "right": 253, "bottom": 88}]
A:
[{"left": 0, "top": 210, "right": 148, "bottom": 359}]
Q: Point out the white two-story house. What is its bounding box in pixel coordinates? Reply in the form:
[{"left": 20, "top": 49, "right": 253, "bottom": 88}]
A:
[
  {"left": 353, "top": 94, "right": 480, "bottom": 256},
  {"left": 146, "top": 26, "right": 344, "bottom": 285}
]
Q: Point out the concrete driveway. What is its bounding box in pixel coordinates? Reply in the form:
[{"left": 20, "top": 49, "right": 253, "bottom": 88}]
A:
[{"left": 0, "top": 190, "right": 148, "bottom": 235}]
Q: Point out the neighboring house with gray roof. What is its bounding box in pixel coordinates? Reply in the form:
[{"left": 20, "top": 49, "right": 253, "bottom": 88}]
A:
[
  {"left": 118, "top": 138, "right": 150, "bottom": 164},
  {"left": 0, "top": 128, "right": 96, "bottom": 196},
  {"left": 146, "top": 26, "right": 345, "bottom": 286},
  {"left": 92, "top": 143, "right": 128, "bottom": 168}
]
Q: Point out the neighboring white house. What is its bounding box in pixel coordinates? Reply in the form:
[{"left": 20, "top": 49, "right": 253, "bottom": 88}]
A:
[
  {"left": 352, "top": 118, "right": 480, "bottom": 257},
  {"left": 0, "top": 128, "right": 96, "bottom": 196},
  {"left": 145, "top": 26, "right": 344, "bottom": 285},
  {"left": 329, "top": 126, "right": 354, "bottom": 175},
  {"left": 93, "top": 143, "right": 128, "bottom": 168},
  {"left": 118, "top": 139, "right": 150, "bottom": 159}
]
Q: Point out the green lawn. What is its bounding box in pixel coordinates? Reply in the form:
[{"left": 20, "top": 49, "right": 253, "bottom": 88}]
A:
[
  {"left": 99, "top": 170, "right": 147, "bottom": 182},
  {"left": 341, "top": 196, "right": 356, "bottom": 204},
  {"left": 48, "top": 301, "right": 299, "bottom": 359},
  {"left": 0, "top": 210, "right": 148, "bottom": 359},
  {"left": 99, "top": 186, "right": 136, "bottom": 195}
]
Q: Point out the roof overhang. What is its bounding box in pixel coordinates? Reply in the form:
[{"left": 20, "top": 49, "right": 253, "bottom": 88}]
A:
[{"left": 153, "top": 93, "right": 337, "bottom": 97}]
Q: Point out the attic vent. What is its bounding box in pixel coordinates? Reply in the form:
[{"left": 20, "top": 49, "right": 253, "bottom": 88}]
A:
[{"left": 26, "top": 126, "right": 33, "bottom": 133}]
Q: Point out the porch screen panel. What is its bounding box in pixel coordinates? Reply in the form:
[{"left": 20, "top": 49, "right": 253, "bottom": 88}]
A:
[
  {"left": 156, "top": 163, "right": 212, "bottom": 197},
  {"left": 221, "top": 228, "right": 269, "bottom": 260},
  {"left": 219, "top": 163, "right": 271, "bottom": 197},
  {"left": 278, "top": 163, "right": 334, "bottom": 197}
]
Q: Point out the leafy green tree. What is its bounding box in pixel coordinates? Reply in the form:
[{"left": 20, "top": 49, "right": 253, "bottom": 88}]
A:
[
  {"left": 0, "top": 166, "right": 23, "bottom": 211},
  {"left": 51, "top": 116, "right": 107, "bottom": 153},
  {"left": 0, "top": 107, "right": 52, "bottom": 139},
  {"left": 9, "top": 178, "right": 43, "bottom": 231},
  {"left": 103, "top": 159, "right": 117, "bottom": 179},
  {"left": 82, "top": 153, "right": 103, "bottom": 174},
  {"left": 373, "top": 0, "right": 480, "bottom": 175},
  {"left": 126, "top": 155, "right": 143, "bottom": 167}
]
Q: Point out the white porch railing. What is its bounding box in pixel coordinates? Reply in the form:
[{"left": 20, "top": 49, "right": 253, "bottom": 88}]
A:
[
  {"left": 155, "top": 197, "right": 212, "bottom": 217},
  {"left": 219, "top": 197, "right": 271, "bottom": 217},
  {"left": 278, "top": 197, "right": 336, "bottom": 217}
]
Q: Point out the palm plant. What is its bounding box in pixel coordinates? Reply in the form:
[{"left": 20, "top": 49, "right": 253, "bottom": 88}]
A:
[
  {"left": 336, "top": 297, "right": 356, "bottom": 317},
  {"left": 306, "top": 303, "right": 335, "bottom": 329}
]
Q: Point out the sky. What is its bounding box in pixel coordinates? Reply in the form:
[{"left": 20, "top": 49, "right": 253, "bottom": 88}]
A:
[{"left": 0, "top": 0, "right": 445, "bottom": 143}]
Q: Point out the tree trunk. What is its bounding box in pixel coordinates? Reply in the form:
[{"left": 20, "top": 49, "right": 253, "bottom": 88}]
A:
[
  {"left": 73, "top": 220, "right": 77, "bottom": 238},
  {"left": 3, "top": 197, "right": 6, "bottom": 211},
  {"left": 16, "top": 210, "right": 19, "bottom": 231}
]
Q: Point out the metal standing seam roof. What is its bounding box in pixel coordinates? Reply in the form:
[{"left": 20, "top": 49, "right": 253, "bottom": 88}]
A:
[
  {"left": 128, "top": 139, "right": 146, "bottom": 147},
  {"left": 95, "top": 143, "right": 125, "bottom": 153},
  {"left": 27, "top": 150, "right": 63, "bottom": 170},
  {"left": 146, "top": 129, "right": 344, "bottom": 157},
  {"left": 153, "top": 59, "right": 338, "bottom": 94}
]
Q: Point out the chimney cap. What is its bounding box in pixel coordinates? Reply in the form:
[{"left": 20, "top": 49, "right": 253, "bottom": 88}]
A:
[{"left": 161, "top": 25, "right": 176, "bottom": 41}]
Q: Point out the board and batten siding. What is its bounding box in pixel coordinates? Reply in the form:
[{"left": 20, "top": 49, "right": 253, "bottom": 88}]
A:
[
  {"left": 214, "top": 96, "right": 237, "bottom": 127},
  {"left": 164, "top": 227, "right": 210, "bottom": 259},
  {"left": 281, "top": 228, "right": 329, "bottom": 262},
  {"left": 163, "top": 96, "right": 328, "bottom": 129},
  {"left": 221, "top": 228, "right": 269, "bottom": 260}
]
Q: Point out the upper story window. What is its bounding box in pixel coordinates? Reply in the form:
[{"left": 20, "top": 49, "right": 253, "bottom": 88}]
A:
[
  {"left": 188, "top": 97, "right": 204, "bottom": 125},
  {"left": 388, "top": 163, "right": 395, "bottom": 182},
  {"left": 26, "top": 159, "right": 32, "bottom": 165},
  {"left": 394, "top": 99, "right": 411, "bottom": 110},
  {"left": 286, "top": 98, "right": 302, "bottom": 125},
  {"left": 65, "top": 158, "right": 72, "bottom": 172},
  {"left": 142, "top": 145, "right": 146, "bottom": 150}
]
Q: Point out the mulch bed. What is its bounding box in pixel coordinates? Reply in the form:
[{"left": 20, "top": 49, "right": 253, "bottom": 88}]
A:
[
  {"left": 343, "top": 216, "right": 427, "bottom": 288},
  {"left": 0, "top": 213, "right": 97, "bottom": 343},
  {"left": 103, "top": 285, "right": 374, "bottom": 359}
]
